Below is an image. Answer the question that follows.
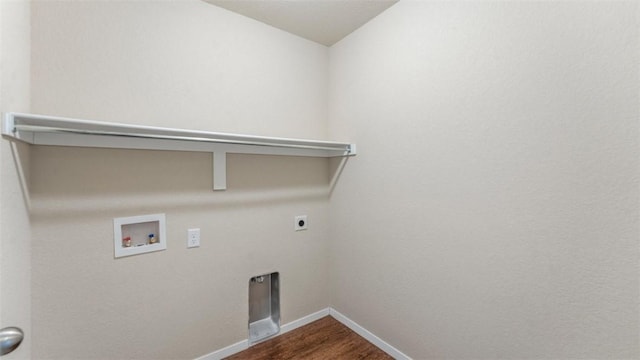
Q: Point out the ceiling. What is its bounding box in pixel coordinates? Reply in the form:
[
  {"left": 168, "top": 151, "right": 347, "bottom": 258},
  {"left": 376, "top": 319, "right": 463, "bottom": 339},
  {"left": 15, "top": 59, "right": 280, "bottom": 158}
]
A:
[{"left": 203, "top": 0, "right": 399, "bottom": 46}]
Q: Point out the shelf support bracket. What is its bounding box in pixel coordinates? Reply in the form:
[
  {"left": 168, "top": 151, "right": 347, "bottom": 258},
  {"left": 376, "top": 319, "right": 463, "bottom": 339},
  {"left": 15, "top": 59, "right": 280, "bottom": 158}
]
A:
[{"left": 213, "top": 152, "right": 227, "bottom": 191}]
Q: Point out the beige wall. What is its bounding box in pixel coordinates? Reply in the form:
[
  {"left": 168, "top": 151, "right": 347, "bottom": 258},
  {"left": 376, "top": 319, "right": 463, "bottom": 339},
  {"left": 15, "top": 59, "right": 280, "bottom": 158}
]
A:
[
  {"left": 0, "top": 0, "right": 31, "bottom": 359},
  {"left": 328, "top": 1, "right": 639, "bottom": 359},
  {"left": 11, "top": 1, "right": 640, "bottom": 359},
  {"left": 29, "top": 1, "right": 330, "bottom": 359}
]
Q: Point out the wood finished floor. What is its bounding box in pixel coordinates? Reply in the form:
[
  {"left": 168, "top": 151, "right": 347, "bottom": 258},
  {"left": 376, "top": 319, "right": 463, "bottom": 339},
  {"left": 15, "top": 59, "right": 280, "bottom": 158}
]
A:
[{"left": 224, "top": 316, "right": 393, "bottom": 360}]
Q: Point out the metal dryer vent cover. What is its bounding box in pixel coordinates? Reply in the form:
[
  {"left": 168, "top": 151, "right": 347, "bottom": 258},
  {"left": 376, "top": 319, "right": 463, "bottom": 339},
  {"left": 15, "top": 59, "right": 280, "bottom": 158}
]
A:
[{"left": 249, "top": 272, "right": 280, "bottom": 344}]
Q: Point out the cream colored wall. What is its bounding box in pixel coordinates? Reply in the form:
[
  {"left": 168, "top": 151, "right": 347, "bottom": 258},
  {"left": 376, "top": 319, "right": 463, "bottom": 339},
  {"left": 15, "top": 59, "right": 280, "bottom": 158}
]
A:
[
  {"left": 30, "top": 1, "right": 329, "bottom": 359},
  {"left": 0, "top": 0, "right": 31, "bottom": 359},
  {"left": 328, "top": 2, "right": 639, "bottom": 359},
  {"left": 23, "top": 1, "right": 640, "bottom": 359}
]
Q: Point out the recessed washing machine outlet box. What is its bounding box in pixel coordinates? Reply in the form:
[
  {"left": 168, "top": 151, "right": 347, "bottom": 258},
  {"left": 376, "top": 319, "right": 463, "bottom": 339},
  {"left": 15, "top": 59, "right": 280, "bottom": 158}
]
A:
[{"left": 113, "top": 213, "right": 166, "bottom": 258}]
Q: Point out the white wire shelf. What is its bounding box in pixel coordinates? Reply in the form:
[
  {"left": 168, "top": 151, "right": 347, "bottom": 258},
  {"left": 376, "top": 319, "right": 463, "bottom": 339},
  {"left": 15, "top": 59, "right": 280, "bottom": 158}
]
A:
[{"left": 2, "top": 112, "right": 356, "bottom": 190}]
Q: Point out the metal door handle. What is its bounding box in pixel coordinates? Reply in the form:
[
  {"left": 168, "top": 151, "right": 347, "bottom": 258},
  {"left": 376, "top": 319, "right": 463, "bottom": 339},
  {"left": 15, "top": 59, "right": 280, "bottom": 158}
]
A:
[{"left": 0, "top": 327, "right": 23, "bottom": 356}]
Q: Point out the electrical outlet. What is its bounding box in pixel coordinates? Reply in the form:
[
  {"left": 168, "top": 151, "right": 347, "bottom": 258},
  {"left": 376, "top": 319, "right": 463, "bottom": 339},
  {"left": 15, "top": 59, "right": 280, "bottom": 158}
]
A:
[
  {"left": 294, "top": 215, "right": 308, "bottom": 231},
  {"left": 187, "top": 228, "right": 200, "bottom": 248}
]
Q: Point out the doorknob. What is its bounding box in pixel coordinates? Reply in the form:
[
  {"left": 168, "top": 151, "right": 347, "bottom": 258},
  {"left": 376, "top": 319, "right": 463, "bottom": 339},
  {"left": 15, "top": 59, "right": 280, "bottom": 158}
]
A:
[{"left": 0, "top": 327, "right": 23, "bottom": 356}]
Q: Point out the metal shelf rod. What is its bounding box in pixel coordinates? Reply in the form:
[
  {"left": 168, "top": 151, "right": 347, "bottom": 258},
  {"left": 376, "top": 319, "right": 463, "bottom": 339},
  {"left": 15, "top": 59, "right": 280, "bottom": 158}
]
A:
[
  {"left": 3, "top": 112, "right": 355, "bottom": 154},
  {"left": 2, "top": 112, "right": 356, "bottom": 191}
]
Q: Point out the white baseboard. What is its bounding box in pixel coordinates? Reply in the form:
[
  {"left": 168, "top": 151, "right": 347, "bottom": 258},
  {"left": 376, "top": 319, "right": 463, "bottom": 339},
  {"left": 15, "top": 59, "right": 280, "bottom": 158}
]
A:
[
  {"left": 195, "top": 307, "right": 409, "bottom": 360},
  {"left": 281, "top": 307, "right": 330, "bottom": 333},
  {"left": 329, "top": 308, "right": 411, "bottom": 360},
  {"left": 195, "top": 308, "right": 330, "bottom": 360},
  {"left": 195, "top": 338, "right": 248, "bottom": 360}
]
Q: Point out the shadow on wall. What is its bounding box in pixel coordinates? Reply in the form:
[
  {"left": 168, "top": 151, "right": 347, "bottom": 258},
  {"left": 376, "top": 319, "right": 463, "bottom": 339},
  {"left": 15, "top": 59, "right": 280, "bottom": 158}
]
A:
[
  {"left": 22, "top": 145, "right": 340, "bottom": 221},
  {"left": 328, "top": 156, "right": 349, "bottom": 198},
  {"left": 8, "top": 140, "right": 31, "bottom": 212}
]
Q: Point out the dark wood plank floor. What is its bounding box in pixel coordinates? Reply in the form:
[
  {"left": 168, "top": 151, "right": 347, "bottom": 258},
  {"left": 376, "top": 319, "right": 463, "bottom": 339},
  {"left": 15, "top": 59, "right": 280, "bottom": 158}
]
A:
[{"left": 225, "top": 316, "right": 393, "bottom": 360}]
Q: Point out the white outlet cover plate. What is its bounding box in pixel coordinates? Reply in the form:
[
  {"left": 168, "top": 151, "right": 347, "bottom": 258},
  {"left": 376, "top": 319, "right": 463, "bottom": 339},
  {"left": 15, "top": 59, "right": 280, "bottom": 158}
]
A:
[
  {"left": 294, "top": 215, "right": 308, "bottom": 231},
  {"left": 187, "top": 228, "right": 200, "bottom": 248}
]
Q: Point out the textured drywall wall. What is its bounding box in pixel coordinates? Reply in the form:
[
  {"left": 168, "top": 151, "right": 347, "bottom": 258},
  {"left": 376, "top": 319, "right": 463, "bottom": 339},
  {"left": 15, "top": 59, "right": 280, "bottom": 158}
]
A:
[
  {"left": 328, "top": 2, "right": 639, "bottom": 358},
  {"left": 31, "top": 1, "right": 327, "bottom": 139},
  {"left": 0, "top": 0, "right": 31, "bottom": 358},
  {"left": 30, "top": 1, "right": 329, "bottom": 358}
]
